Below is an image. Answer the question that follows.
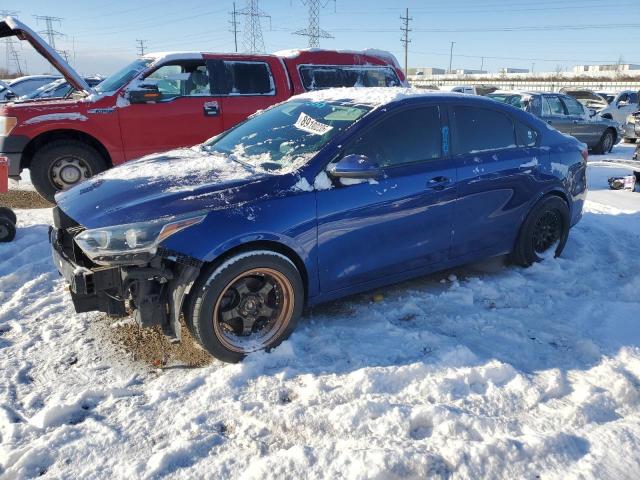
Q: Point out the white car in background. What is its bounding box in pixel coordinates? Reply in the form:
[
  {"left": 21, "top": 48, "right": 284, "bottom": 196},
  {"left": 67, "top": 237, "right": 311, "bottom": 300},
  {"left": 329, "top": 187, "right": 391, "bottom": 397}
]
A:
[
  {"left": 444, "top": 84, "right": 499, "bottom": 95},
  {"left": 598, "top": 90, "right": 639, "bottom": 125},
  {"left": 0, "top": 74, "right": 60, "bottom": 100}
]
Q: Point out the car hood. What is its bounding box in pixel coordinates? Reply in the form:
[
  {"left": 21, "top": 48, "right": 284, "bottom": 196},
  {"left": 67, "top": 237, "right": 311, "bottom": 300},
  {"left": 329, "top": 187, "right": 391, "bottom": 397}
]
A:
[
  {"left": 0, "top": 17, "right": 90, "bottom": 93},
  {"left": 56, "top": 147, "right": 289, "bottom": 228}
]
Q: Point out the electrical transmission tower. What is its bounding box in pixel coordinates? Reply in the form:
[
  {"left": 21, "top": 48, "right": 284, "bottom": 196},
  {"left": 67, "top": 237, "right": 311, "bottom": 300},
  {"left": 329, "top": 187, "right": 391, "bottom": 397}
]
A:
[
  {"left": 34, "top": 15, "right": 66, "bottom": 72},
  {"left": 400, "top": 8, "right": 412, "bottom": 77},
  {"left": 136, "top": 39, "right": 147, "bottom": 56},
  {"left": 0, "top": 10, "right": 22, "bottom": 75},
  {"left": 294, "top": 0, "right": 335, "bottom": 48},
  {"left": 238, "top": 0, "right": 270, "bottom": 53}
]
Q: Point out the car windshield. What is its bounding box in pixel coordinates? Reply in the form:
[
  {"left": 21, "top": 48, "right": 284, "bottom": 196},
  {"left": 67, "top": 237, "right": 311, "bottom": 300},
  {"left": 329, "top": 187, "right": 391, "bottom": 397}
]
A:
[
  {"left": 203, "top": 100, "right": 371, "bottom": 172},
  {"left": 95, "top": 58, "right": 153, "bottom": 93},
  {"left": 488, "top": 93, "right": 525, "bottom": 109}
]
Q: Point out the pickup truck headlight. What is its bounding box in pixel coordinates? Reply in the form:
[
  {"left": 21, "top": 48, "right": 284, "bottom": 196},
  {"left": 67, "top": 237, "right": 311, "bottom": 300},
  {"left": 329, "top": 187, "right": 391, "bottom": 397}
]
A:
[
  {"left": 74, "top": 214, "right": 206, "bottom": 265},
  {"left": 0, "top": 117, "right": 17, "bottom": 136}
]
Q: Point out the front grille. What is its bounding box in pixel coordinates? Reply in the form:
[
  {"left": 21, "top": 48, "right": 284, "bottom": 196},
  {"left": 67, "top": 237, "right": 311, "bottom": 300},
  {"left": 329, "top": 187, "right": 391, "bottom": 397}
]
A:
[{"left": 52, "top": 206, "right": 91, "bottom": 267}]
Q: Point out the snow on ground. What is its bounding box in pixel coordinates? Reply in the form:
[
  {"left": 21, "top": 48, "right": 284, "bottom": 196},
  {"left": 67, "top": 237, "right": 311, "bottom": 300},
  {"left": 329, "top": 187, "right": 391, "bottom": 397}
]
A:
[{"left": 1, "top": 145, "right": 640, "bottom": 479}]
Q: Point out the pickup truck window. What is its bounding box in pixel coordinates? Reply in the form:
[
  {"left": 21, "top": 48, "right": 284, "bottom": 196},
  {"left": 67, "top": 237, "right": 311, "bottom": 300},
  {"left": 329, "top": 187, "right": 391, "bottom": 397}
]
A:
[
  {"left": 145, "top": 62, "right": 211, "bottom": 100},
  {"left": 298, "top": 65, "right": 400, "bottom": 90},
  {"left": 209, "top": 60, "right": 275, "bottom": 96},
  {"left": 95, "top": 58, "right": 153, "bottom": 93}
]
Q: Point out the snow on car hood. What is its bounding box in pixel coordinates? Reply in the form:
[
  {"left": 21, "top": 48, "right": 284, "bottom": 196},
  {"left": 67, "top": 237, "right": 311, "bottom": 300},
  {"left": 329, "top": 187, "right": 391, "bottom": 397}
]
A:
[{"left": 55, "top": 146, "right": 281, "bottom": 228}]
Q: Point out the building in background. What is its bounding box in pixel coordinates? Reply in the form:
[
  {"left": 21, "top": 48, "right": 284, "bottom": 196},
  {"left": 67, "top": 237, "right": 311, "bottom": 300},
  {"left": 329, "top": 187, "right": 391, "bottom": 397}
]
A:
[
  {"left": 499, "top": 67, "right": 529, "bottom": 74},
  {"left": 573, "top": 64, "right": 640, "bottom": 73},
  {"left": 410, "top": 67, "right": 446, "bottom": 75},
  {"left": 453, "top": 69, "right": 487, "bottom": 74}
]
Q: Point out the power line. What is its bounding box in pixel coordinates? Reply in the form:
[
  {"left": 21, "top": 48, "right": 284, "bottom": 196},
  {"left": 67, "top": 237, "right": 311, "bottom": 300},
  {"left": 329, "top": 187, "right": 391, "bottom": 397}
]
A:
[
  {"left": 229, "top": 2, "right": 239, "bottom": 53},
  {"left": 400, "top": 8, "right": 411, "bottom": 77},
  {"left": 136, "top": 39, "right": 147, "bottom": 56},
  {"left": 293, "top": 0, "right": 335, "bottom": 48},
  {"left": 238, "top": 0, "right": 270, "bottom": 53},
  {"left": 34, "top": 15, "right": 67, "bottom": 73},
  {"left": 0, "top": 10, "right": 21, "bottom": 74}
]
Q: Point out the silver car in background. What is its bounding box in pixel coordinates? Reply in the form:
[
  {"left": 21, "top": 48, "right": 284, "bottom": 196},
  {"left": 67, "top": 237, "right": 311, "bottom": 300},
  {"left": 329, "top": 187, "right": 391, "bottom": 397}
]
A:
[{"left": 487, "top": 91, "right": 623, "bottom": 154}]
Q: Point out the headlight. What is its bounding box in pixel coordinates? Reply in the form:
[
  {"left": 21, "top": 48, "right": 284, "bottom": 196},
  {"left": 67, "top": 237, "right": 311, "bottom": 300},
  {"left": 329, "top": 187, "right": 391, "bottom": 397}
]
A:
[
  {"left": 627, "top": 115, "right": 636, "bottom": 124},
  {"left": 0, "top": 116, "right": 17, "bottom": 136},
  {"left": 74, "top": 213, "right": 206, "bottom": 265}
]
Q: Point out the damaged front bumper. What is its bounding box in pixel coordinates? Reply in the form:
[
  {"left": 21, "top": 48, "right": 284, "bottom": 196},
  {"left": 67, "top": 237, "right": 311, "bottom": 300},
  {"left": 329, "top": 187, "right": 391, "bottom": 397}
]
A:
[{"left": 49, "top": 207, "right": 202, "bottom": 341}]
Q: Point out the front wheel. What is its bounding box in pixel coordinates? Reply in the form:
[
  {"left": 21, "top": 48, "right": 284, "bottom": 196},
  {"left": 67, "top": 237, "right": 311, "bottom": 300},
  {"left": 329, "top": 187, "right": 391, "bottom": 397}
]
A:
[
  {"left": 30, "top": 140, "right": 107, "bottom": 203},
  {"left": 187, "top": 251, "right": 304, "bottom": 363},
  {"left": 511, "top": 195, "right": 570, "bottom": 267}
]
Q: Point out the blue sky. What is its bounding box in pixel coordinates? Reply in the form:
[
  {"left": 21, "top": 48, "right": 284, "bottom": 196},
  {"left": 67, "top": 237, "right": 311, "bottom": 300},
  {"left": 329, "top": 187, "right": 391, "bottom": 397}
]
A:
[{"left": 7, "top": 0, "right": 640, "bottom": 77}]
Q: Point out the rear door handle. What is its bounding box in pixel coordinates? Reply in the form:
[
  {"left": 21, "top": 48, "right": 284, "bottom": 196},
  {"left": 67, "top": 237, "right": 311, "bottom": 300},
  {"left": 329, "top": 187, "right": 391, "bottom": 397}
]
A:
[{"left": 427, "top": 176, "right": 452, "bottom": 191}]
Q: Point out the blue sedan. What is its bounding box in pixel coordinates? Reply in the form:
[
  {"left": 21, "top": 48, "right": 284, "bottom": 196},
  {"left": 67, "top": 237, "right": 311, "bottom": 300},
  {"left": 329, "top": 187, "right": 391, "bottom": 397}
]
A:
[{"left": 50, "top": 88, "right": 588, "bottom": 362}]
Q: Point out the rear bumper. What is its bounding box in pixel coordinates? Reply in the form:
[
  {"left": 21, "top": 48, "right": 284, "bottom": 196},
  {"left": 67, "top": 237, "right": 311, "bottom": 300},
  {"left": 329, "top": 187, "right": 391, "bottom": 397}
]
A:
[{"left": 0, "top": 135, "right": 29, "bottom": 178}]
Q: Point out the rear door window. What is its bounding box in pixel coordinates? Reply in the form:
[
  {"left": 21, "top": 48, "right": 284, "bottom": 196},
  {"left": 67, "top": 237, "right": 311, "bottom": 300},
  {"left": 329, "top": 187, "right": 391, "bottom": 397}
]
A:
[
  {"left": 209, "top": 60, "right": 275, "bottom": 95},
  {"left": 299, "top": 65, "right": 400, "bottom": 90},
  {"left": 343, "top": 106, "right": 441, "bottom": 167},
  {"left": 451, "top": 106, "right": 516, "bottom": 155}
]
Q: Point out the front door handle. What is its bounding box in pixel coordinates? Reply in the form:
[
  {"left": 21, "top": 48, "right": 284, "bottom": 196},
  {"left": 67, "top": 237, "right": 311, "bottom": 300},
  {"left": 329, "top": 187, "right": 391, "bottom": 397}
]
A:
[{"left": 427, "top": 176, "right": 452, "bottom": 191}]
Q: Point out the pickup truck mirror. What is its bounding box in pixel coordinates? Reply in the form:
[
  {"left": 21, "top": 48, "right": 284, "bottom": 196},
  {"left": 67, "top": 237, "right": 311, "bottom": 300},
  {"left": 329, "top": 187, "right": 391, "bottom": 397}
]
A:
[
  {"left": 328, "top": 154, "right": 381, "bottom": 179},
  {"left": 129, "top": 85, "right": 162, "bottom": 104},
  {"left": 4, "top": 92, "right": 16, "bottom": 101}
]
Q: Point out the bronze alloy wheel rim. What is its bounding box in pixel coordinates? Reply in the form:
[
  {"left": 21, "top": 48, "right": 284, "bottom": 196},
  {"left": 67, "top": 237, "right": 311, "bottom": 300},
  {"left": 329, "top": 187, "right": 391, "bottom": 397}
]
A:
[
  {"left": 50, "top": 156, "right": 91, "bottom": 190},
  {"left": 213, "top": 268, "right": 295, "bottom": 353}
]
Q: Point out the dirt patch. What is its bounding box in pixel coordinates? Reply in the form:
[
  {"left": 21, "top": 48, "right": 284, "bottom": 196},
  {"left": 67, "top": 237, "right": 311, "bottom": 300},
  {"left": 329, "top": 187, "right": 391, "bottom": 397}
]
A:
[
  {"left": 0, "top": 190, "right": 53, "bottom": 209},
  {"left": 106, "top": 317, "right": 212, "bottom": 368}
]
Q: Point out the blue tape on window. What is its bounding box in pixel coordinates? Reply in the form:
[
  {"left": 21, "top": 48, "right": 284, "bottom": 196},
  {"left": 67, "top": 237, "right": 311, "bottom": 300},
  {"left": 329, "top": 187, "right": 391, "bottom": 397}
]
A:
[{"left": 442, "top": 126, "right": 449, "bottom": 155}]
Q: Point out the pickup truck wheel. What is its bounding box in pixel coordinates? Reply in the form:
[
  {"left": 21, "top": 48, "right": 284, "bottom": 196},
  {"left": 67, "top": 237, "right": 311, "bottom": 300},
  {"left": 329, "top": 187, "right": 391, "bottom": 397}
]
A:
[
  {"left": 593, "top": 129, "right": 615, "bottom": 155},
  {"left": 0, "top": 207, "right": 17, "bottom": 225},
  {"left": 0, "top": 217, "right": 16, "bottom": 242},
  {"left": 187, "top": 251, "right": 304, "bottom": 363},
  {"left": 510, "top": 195, "right": 570, "bottom": 267},
  {"left": 31, "top": 140, "right": 107, "bottom": 202}
]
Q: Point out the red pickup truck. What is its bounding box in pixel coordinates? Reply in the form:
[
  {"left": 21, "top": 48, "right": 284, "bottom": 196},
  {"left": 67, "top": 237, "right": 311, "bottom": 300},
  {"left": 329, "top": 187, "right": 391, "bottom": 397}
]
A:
[{"left": 0, "top": 17, "right": 405, "bottom": 201}]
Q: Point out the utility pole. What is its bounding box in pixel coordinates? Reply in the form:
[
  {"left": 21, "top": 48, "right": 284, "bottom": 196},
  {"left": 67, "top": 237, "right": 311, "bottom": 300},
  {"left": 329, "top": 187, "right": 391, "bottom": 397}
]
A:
[
  {"left": 531, "top": 62, "right": 535, "bottom": 74},
  {"left": 400, "top": 8, "right": 412, "bottom": 78},
  {"left": 136, "top": 39, "right": 147, "bottom": 56},
  {"left": 480, "top": 57, "right": 484, "bottom": 72},
  {"left": 229, "top": 2, "right": 239, "bottom": 53},
  {"left": 238, "top": 0, "right": 270, "bottom": 53},
  {"left": 448, "top": 41, "right": 455, "bottom": 74},
  {"left": 294, "top": 0, "right": 335, "bottom": 48},
  {"left": 34, "top": 15, "right": 65, "bottom": 73}
]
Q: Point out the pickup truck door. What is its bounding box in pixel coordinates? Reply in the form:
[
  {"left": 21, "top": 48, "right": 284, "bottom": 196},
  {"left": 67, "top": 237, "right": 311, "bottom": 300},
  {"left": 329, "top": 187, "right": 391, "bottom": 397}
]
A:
[
  {"left": 208, "top": 57, "right": 291, "bottom": 132},
  {"left": 118, "top": 59, "right": 225, "bottom": 160}
]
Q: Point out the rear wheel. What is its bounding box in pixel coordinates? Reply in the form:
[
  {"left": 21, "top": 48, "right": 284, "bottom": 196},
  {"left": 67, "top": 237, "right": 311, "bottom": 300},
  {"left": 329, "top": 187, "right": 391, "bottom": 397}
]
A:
[
  {"left": 30, "top": 140, "right": 107, "bottom": 203},
  {"left": 511, "top": 195, "right": 570, "bottom": 267},
  {"left": 0, "top": 217, "right": 16, "bottom": 242},
  {"left": 187, "top": 251, "right": 304, "bottom": 363},
  {"left": 0, "top": 207, "right": 17, "bottom": 225},
  {"left": 593, "top": 129, "right": 615, "bottom": 154}
]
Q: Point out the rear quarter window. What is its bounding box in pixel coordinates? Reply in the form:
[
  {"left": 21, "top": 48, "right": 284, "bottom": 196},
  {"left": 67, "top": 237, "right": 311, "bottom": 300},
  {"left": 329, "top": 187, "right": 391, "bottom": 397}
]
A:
[
  {"left": 210, "top": 60, "right": 275, "bottom": 95},
  {"left": 451, "top": 106, "right": 516, "bottom": 155},
  {"left": 298, "top": 65, "right": 400, "bottom": 90}
]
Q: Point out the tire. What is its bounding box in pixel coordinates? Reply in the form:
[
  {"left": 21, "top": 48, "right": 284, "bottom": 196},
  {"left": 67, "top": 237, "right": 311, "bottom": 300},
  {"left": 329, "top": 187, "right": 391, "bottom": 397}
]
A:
[
  {"left": 30, "top": 140, "right": 107, "bottom": 203},
  {"left": 510, "top": 195, "right": 570, "bottom": 267},
  {"left": 0, "top": 207, "right": 17, "bottom": 225},
  {"left": 593, "top": 129, "right": 615, "bottom": 155},
  {"left": 187, "top": 251, "right": 304, "bottom": 363},
  {"left": 0, "top": 217, "right": 16, "bottom": 242}
]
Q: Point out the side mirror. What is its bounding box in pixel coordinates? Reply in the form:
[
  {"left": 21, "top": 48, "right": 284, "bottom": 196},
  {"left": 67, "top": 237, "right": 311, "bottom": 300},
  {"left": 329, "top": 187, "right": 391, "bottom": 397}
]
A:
[
  {"left": 617, "top": 100, "right": 629, "bottom": 109},
  {"left": 328, "top": 154, "right": 381, "bottom": 179},
  {"left": 4, "top": 92, "right": 16, "bottom": 101},
  {"left": 129, "top": 85, "right": 162, "bottom": 104}
]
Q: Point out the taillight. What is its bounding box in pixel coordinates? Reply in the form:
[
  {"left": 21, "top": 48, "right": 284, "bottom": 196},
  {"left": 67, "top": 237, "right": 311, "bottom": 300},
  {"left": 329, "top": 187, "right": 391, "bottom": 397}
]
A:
[{"left": 581, "top": 148, "right": 588, "bottom": 163}]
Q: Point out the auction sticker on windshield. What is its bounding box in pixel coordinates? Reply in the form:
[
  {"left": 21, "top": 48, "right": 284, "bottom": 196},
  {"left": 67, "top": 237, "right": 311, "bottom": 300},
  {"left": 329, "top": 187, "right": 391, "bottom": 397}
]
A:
[{"left": 294, "top": 112, "right": 334, "bottom": 135}]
